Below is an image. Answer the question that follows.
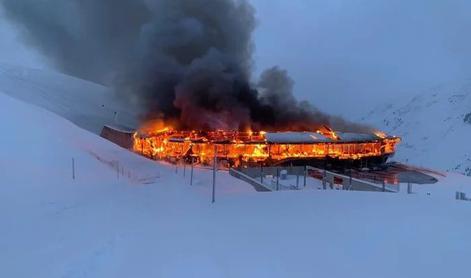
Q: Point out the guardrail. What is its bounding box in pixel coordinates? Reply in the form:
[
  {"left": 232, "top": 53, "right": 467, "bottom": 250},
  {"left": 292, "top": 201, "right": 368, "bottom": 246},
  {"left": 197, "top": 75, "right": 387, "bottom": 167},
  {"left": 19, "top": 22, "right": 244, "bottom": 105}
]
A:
[
  {"left": 229, "top": 168, "right": 272, "bottom": 192},
  {"left": 231, "top": 165, "right": 398, "bottom": 193},
  {"left": 307, "top": 166, "right": 396, "bottom": 192}
]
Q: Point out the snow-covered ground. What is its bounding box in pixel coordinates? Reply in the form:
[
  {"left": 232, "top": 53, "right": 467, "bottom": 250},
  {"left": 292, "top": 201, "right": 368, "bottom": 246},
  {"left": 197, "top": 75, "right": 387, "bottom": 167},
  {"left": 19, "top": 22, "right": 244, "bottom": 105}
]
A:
[
  {"left": 1, "top": 67, "right": 471, "bottom": 277},
  {"left": 0, "top": 64, "right": 138, "bottom": 134},
  {"left": 362, "top": 80, "right": 471, "bottom": 176}
]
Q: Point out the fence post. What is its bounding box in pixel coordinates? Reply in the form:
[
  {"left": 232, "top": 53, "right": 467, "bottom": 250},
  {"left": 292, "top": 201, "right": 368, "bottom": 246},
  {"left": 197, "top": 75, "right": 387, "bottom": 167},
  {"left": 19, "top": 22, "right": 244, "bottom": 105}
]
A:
[
  {"left": 276, "top": 167, "right": 280, "bottom": 191},
  {"left": 183, "top": 162, "right": 186, "bottom": 177},
  {"left": 382, "top": 180, "right": 386, "bottom": 192},
  {"left": 212, "top": 145, "right": 217, "bottom": 203},
  {"left": 407, "top": 183, "right": 412, "bottom": 194},
  {"left": 456, "top": 192, "right": 467, "bottom": 200},
  {"left": 116, "top": 161, "right": 120, "bottom": 180},
  {"left": 296, "top": 172, "right": 300, "bottom": 188},
  {"left": 72, "top": 158, "right": 75, "bottom": 180},
  {"left": 303, "top": 165, "right": 307, "bottom": 187},
  {"left": 190, "top": 157, "right": 194, "bottom": 186},
  {"left": 349, "top": 171, "right": 352, "bottom": 191},
  {"left": 322, "top": 169, "right": 327, "bottom": 190}
]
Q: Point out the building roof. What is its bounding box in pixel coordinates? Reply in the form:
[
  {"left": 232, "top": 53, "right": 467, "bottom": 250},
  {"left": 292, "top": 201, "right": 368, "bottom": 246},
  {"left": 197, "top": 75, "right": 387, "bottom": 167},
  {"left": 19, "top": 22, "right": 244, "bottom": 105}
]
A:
[
  {"left": 265, "top": 132, "right": 382, "bottom": 144},
  {"left": 265, "top": 132, "right": 330, "bottom": 144},
  {"left": 103, "top": 125, "right": 136, "bottom": 134}
]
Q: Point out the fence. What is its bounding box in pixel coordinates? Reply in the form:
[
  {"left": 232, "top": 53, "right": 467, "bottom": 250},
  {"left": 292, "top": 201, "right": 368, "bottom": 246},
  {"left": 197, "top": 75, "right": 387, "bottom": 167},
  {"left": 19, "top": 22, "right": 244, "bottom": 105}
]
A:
[{"left": 87, "top": 151, "right": 160, "bottom": 184}]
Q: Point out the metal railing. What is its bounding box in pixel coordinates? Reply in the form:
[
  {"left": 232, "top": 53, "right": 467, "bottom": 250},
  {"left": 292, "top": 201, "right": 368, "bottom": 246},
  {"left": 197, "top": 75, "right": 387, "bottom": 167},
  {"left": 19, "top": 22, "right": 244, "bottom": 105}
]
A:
[
  {"left": 229, "top": 168, "right": 272, "bottom": 192},
  {"left": 306, "top": 166, "right": 397, "bottom": 192},
  {"left": 231, "top": 165, "right": 399, "bottom": 193}
]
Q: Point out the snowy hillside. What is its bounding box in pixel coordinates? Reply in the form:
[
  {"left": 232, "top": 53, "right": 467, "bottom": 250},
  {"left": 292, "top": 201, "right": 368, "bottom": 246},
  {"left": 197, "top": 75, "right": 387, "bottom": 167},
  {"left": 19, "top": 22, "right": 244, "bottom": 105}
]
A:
[
  {"left": 0, "top": 64, "right": 138, "bottom": 134},
  {"left": 362, "top": 81, "right": 471, "bottom": 175},
  {"left": 2, "top": 68, "right": 471, "bottom": 277}
]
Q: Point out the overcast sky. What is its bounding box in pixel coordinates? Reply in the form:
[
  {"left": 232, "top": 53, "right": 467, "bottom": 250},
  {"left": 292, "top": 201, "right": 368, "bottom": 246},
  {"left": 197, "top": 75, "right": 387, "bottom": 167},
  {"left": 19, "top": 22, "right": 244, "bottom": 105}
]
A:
[
  {"left": 1, "top": 0, "right": 471, "bottom": 117},
  {"left": 251, "top": 0, "right": 471, "bottom": 116}
]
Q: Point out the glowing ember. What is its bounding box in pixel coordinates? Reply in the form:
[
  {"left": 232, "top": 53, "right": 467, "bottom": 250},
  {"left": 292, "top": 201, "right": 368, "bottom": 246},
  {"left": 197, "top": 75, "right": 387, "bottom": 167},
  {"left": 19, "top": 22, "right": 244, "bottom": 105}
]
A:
[{"left": 132, "top": 125, "right": 401, "bottom": 167}]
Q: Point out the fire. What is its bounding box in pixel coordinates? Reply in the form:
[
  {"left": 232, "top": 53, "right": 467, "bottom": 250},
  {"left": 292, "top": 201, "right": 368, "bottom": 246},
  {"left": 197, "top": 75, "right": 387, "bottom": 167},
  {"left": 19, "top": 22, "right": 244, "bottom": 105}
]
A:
[
  {"left": 374, "top": 130, "right": 387, "bottom": 139},
  {"left": 317, "top": 125, "right": 340, "bottom": 140},
  {"left": 138, "top": 119, "right": 172, "bottom": 136},
  {"left": 132, "top": 124, "right": 401, "bottom": 167}
]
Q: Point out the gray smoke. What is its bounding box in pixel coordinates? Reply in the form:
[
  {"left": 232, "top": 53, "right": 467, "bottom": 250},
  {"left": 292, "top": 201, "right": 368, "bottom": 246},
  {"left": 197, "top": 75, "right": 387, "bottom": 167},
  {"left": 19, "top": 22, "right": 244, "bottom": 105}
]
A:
[{"left": 1, "top": 0, "right": 372, "bottom": 132}]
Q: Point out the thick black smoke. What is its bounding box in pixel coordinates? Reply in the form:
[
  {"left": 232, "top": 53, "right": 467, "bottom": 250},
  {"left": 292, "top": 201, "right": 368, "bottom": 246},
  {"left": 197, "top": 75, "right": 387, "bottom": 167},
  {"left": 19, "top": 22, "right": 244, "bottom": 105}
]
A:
[{"left": 1, "top": 0, "right": 372, "bottom": 132}]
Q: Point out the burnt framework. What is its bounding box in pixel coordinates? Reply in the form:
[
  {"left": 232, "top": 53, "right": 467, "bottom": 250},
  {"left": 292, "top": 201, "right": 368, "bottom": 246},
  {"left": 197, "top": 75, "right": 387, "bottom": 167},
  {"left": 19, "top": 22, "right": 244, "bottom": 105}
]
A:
[{"left": 132, "top": 129, "right": 401, "bottom": 168}]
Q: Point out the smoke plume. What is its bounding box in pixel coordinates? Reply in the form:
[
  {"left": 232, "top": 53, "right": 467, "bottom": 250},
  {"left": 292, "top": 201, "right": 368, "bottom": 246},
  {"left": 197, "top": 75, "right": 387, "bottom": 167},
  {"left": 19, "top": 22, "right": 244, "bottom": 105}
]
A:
[{"left": 1, "top": 0, "right": 372, "bottom": 132}]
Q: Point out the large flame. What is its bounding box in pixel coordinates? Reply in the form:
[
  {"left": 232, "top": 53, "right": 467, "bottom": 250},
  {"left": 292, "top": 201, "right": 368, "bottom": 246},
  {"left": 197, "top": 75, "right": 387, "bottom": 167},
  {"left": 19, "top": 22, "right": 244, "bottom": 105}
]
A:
[{"left": 132, "top": 123, "right": 400, "bottom": 167}]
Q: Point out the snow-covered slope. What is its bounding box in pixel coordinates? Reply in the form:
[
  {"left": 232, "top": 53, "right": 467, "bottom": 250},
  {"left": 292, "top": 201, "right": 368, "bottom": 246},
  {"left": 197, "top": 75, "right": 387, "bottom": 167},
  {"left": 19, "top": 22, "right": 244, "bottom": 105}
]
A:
[
  {"left": 0, "top": 64, "right": 138, "bottom": 134},
  {"left": 2, "top": 70, "right": 471, "bottom": 277},
  {"left": 362, "top": 81, "right": 471, "bottom": 175}
]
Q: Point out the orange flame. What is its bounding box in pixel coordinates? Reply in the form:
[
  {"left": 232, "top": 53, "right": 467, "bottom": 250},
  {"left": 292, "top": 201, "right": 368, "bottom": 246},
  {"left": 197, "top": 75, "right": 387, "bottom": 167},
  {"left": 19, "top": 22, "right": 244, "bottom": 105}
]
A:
[
  {"left": 132, "top": 123, "right": 400, "bottom": 167},
  {"left": 316, "top": 125, "right": 340, "bottom": 140}
]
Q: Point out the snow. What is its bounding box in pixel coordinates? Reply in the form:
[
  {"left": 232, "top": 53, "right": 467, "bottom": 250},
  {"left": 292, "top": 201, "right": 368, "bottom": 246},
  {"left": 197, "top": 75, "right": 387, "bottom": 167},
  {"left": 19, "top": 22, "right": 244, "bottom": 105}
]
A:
[
  {"left": 266, "top": 132, "right": 330, "bottom": 143},
  {"left": 337, "top": 132, "right": 380, "bottom": 141},
  {"left": 362, "top": 81, "right": 471, "bottom": 175},
  {"left": 2, "top": 66, "right": 471, "bottom": 277},
  {"left": 264, "top": 131, "right": 380, "bottom": 143},
  {"left": 0, "top": 64, "right": 139, "bottom": 134}
]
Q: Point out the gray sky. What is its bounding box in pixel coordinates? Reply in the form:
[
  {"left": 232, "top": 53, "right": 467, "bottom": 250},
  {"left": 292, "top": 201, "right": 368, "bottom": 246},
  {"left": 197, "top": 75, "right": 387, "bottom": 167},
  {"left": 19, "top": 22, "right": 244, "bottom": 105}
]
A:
[
  {"left": 1, "top": 0, "right": 471, "bottom": 117},
  {"left": 251, "top": 0, "right": 471, "bottom": 116}
]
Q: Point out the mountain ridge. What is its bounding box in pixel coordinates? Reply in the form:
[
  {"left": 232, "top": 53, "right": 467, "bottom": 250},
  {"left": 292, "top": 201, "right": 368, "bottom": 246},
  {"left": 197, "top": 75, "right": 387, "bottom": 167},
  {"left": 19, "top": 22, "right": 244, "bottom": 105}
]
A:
[{"left": 362, "top": 80, "right": 471, "bottom": 175}]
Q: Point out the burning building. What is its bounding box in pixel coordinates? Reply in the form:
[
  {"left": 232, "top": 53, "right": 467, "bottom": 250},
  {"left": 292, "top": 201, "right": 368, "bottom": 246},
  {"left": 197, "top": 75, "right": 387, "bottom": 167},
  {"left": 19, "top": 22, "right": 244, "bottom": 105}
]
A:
[
  {"left": 7, "top": 0, "right": 401, "bottom": 169},
  {"left": 130, "top": 126, "right": 400, "bottom": 168}
]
